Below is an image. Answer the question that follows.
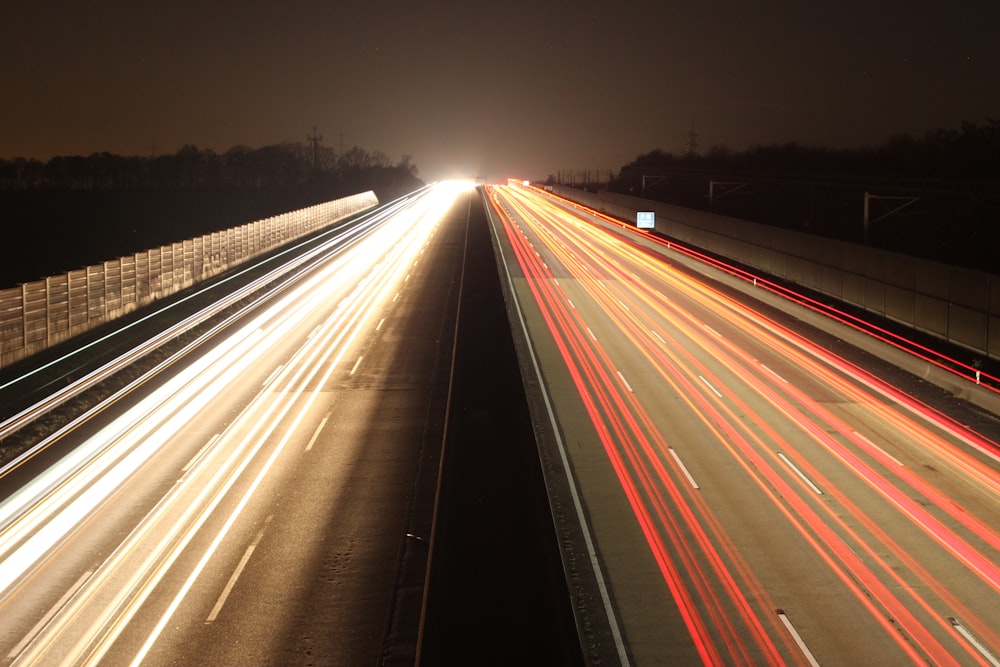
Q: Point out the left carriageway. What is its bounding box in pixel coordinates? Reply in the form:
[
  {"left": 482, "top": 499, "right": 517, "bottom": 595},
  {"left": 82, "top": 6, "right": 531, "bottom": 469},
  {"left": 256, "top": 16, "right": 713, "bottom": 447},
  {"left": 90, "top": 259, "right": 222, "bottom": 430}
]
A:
[{"left": 0, "top": 183, "right": 472, "bottom": 665}]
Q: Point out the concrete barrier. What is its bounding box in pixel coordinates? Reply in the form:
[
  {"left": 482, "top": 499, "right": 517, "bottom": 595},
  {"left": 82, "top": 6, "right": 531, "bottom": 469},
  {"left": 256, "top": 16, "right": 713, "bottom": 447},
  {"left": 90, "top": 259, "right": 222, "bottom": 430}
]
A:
[
  {"left": 552, "top": 185, "right": 998, "bottom": 364},
  {"left": 547, "top": 185, "right": 1000, "bottom": 415}
]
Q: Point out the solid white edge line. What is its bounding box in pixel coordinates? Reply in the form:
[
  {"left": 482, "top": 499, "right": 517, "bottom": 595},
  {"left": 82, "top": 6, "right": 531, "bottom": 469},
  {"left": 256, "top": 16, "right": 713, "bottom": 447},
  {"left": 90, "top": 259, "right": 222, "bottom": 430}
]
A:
[
  {"left": 305, "top": 414, "right": 331, "bottom": 452},
  {"left": 776, "top": 609, "right": 821, "bottom": 667},
  {"left": 487, "top": 201, "right": 631, "bottom": 667},
  {"left": 9, "top": 570, "right": 93, "bottom": 659},
  {"left": 668, "top": 448, "right": 700, "bottom": 490},
  {"left": 777, "top": 452, "right": 824, "bottom": 495},
  {"left": 949, "top": 616, "right": 1000, "bottom": 667}
]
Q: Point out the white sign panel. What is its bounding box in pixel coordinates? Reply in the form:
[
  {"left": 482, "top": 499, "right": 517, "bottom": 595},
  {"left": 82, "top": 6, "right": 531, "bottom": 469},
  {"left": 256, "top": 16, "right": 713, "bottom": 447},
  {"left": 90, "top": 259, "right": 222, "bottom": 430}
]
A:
[{"left": 637, "top": 211, "right": 655, "bottom": 229}]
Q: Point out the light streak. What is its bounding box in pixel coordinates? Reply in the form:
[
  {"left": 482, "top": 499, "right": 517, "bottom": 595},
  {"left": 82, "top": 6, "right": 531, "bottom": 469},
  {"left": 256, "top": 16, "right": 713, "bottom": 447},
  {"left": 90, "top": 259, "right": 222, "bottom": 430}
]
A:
[
  {"left": 0, "top": 182, "right": 465, "bottom": 663},
  {"left": 0, "top": 195, "right": 417, "bottom": 441},
  {"left": 484, "top": 201, "right": 632, "bottom": 666},
  {"left": 489, "top": 183, "right": 1000, "bottom": 665}
]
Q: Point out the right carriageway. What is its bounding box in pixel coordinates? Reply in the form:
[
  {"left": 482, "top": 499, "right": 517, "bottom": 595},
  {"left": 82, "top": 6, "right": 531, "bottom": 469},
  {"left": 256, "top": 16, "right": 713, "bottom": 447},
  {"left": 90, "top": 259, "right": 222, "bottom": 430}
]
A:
[{"left": 485, "top": 182, "right": 1000, "bottom": 667}]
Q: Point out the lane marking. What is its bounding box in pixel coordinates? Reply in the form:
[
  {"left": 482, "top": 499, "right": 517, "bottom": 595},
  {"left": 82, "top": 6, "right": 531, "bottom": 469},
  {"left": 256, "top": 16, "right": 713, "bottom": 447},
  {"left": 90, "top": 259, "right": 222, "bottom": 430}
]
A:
[
  {"left": 404, "top": 273, "right": 411, "bottom": 282},
  {"left": 668, "top": 448, "right": 700, "bottom": 490},
  {"left": 760, "top": 363, "right": 788, "bottom": 384},
  {"left": 778, "top": 452, "right": 824, "bottom": 495},
  {"left": 376, "top": 317, "right": 386, "bottom": 331},
  {"left": 650, "top": 329, "right": 667, "bottom": 345},
  {"left": 704, "top": 324, "right": 722, "bottom": 337},
  {"left": 618, "top": 299, "right": 630, "bottom": 312},
  {"left": 567, "top": 299, "right": 575, "bottom": 309},
  {"left": 699, "top": 375, "right": 723, "bottom": 398},
  {"left": 305, "top": 413, "right": 331, "bottom": 452},
  {"left": 487, "top": 204, "right": 631, "bottom": 666},
  {"left": 776, "top": 609, "right": 821, "bottom": 667},
  {"left": 9, "top": 570, "right": 93, "bottom": 659},
  {"left": 586, "top": 327, "right": 597, "bottom": 341},
  {"left": 393, "top": 292, "right": 400, "bottom": 302},
  {"left": 949, "top": 617, "right": 1000, "bottom": 667},
  {"left": 206, "top": 516, "right": 273, "bottom": 623},
  {"left": 349, "top": 355, "right": 364, "bottom": 376},
  {"left": 617, "top": 371, "right": 634, "bottom": 393}
]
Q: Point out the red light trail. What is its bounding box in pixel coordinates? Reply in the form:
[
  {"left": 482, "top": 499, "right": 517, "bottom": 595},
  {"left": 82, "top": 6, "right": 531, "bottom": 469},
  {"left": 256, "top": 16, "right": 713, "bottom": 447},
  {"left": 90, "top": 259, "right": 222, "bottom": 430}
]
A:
[{"left": 487, "top": 183, "right": 1000, "bottom": 666}]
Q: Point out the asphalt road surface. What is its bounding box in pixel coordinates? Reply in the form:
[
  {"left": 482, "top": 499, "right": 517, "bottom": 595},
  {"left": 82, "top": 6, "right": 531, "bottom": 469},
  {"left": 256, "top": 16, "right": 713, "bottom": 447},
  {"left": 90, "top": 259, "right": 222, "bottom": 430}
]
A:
[
  {"left": 485, "top": 183, "right": 1000, "bottom": 666},
  {"left": 0, "top": 184, "right": 581, "bottom": 665}
]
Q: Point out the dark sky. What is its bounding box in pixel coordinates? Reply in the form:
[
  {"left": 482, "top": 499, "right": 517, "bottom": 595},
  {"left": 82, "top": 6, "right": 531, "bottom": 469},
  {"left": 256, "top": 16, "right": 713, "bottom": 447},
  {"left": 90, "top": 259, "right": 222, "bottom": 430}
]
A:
[{"left": 3, "top": 1, "right": 998, "bottom": 181}]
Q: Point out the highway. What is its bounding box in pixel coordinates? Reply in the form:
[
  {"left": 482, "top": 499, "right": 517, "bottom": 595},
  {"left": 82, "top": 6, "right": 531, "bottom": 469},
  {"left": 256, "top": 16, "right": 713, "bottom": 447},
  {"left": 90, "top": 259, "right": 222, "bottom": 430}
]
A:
[
  {"left": 2, "top": 179, "right": 999, "bottom": 666},
  {"left": 0, "top": 182, "right": 473, "bottom": 665},
  {"left": 485, "top": 183, "right": 1000, "bottom": 666}
]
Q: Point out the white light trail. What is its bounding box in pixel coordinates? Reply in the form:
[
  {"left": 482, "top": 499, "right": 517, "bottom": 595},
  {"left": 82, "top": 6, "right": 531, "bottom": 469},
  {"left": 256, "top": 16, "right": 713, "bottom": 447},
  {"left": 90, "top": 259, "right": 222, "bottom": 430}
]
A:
[{"left": 2, "top": 182, "right": 467, "bottom": 664}]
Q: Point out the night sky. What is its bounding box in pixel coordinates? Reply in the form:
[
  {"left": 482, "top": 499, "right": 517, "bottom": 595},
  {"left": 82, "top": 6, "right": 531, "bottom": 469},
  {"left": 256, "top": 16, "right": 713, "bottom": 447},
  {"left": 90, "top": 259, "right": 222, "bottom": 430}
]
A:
[{"left": 3, "top": 1, "right": 998, "bottom": 181}]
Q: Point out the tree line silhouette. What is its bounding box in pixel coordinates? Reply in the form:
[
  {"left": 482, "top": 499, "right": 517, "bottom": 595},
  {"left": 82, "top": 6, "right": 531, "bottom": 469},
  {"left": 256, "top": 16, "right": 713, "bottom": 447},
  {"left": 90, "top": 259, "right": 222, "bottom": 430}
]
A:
[
  {"left": 0, "top": 142, "right": 421, "bottom": 197},
  {"left": 0, "top": 142, "right": 424, "bottom": 288},
  {"left": 592, "top": 120, "right": 1000, "bottom": 274},
  {"left": 611, "top": 119, "right": 1000, "bottom": 186}
]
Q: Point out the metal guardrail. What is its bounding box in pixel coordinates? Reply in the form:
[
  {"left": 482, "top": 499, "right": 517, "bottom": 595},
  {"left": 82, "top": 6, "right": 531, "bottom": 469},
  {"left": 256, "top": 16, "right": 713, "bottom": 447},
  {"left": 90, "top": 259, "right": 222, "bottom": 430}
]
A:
[{"left": 0, "top": 191, "right": 378, "bottom": 369}]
